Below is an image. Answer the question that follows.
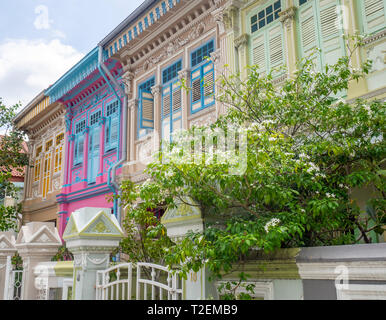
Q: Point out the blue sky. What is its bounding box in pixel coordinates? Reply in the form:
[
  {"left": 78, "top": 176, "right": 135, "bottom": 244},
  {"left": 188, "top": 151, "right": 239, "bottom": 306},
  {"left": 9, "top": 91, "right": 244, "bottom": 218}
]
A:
[{"left": 0, "top": 0, "right": 144, "bottom": 108}]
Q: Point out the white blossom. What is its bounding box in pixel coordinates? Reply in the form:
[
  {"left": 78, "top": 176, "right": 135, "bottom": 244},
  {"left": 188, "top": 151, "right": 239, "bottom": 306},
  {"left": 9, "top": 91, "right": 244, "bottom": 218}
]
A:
[{"left": 264, "top": 218, "right": 281, "bottom": 233}]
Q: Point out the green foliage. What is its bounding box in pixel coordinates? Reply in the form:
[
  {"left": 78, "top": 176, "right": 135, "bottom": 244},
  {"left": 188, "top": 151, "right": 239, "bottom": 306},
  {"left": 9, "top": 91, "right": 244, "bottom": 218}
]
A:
[
  {"left": 0, "top": 98, "right": 28, "bottom": 232},
  {"left": 118, "top": 36, "right": 385, "bottom": 298},
  {"left": 51, "top": 245, "right": 74, "bottom": 261},
  {"left": 11, "top": 252, "right": 23, "bottom": 270}
]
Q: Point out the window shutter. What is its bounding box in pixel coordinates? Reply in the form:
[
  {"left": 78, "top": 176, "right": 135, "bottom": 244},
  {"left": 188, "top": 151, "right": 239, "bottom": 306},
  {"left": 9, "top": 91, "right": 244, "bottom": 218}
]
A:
[
  {"left": 268, "top": 24, "right": 284, "bottom": 71},
  {"left": 202, "top": 62, "right": 215, "bottom": 108},
  {"left": 172, "top": 82, "right": 182, "bottom": 112},
  {"left": 319, "top": 0, "right": 344, "bottom": 66},
  {"left": 162, "top": 86, "right": 171, "bottom": 118},
  {"left": 110, "top": 118, "right": 119, "bottom": 147},
  {"left": 299, "top": 2, "right": 318, "bottom": 59},
  {"left": 139, "top": 89, "right": 154, "bottom": 129},
  {"left": 364, "top": 0, "right": 386, "bottom": 33},
  {"left": 252, "top": 34, "right": 266, "bottom": 74},
  {"left": 191, "top": 67, "right": 202, "bottom": 112}
]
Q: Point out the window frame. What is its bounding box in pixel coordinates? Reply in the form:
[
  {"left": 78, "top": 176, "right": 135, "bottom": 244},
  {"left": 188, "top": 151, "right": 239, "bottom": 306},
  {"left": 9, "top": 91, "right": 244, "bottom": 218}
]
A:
[{"left": 189, "top": 39, "right": 216, "bottom": 114}]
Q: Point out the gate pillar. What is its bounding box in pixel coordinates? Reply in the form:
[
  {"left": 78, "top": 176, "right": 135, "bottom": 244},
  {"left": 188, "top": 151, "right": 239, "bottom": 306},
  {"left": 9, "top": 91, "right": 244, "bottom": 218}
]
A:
[
  {"left": 0, "top": 231, "right": 17, "bottom": 300},
  {"left": 161, "top": 197, "right": 219, "bottom": 300},
  {"left": 15, "top": 222, "right": 62, "bottom": 300},
  {"left": 62, "top": 207, "right": 123, "bottom": 300}
]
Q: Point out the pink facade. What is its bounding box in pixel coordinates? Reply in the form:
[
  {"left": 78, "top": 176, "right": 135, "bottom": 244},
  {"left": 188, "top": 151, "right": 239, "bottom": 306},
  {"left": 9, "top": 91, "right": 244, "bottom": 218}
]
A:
[{"left": 55, "top": 58, "right": 124, "bottom": 237}]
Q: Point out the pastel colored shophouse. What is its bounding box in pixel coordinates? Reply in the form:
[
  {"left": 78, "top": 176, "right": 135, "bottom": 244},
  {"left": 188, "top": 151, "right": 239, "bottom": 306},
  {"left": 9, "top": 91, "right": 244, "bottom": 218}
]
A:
[
  {"left": 14, "top": 0, "right": 386, "bottom": 240},
  {"left": 14, "top": 91, "right": 66, "bottom": 228},
  {"left": 100, "top": 0, "right": 229, "bottom": 186},
  {"left": 227, "top": 0, "right": 386, "bottom": 240}
]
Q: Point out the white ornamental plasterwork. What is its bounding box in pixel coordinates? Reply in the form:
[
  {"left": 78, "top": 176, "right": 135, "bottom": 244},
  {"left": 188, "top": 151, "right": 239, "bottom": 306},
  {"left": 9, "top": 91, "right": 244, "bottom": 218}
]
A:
[
  {"left": 279, "top": 7, "right": 297, "bottom": 31},
  {"left": 86, "top": 255, "right": 109, "bottom": 266},
  {"left": 32, "top": 187, "right": 39, "bottom": 198},
  {"left": 141, "top": 22, "right": 207, "bottom": 73},
  {"left": 52, "top": 177, "right": 61, "bottom": 191},
  {"left": 190, "top": 111, "right": 217, "bottom": 128},
  {"left": 36, "top": 233, "right": 51, "bottom": 243},
  {"left": 0, "top": 241, "right": 7, "bottom": 249},
  {"left": 366, "top": 41, "right": 386, "bottom": 73},
  {"left": 137, "top": 138, "right": 156, "bottom": 164},
  {"left": 74, "top": 254, "right": 87, "bottom": 269},
  {"left": 122, "top": 70, "right": 135, "bottom": 97}
]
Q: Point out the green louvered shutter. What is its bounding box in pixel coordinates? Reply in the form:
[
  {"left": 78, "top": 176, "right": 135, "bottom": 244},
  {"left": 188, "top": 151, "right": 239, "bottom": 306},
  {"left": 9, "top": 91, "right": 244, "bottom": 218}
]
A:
[
  {"left": 363, "top": 0, "right": 386, "bottom": 34},
  {"left": 252, "top": 33, "right": 267, "bottom": 75},
  {"left": 139, "top": 89, "right": 154, "bottom": 129},
  {"left": 319, "top": 0, "right": 345, "bottom": 67},
  {"left": 268, "top": 23, "right": 285, "bottom": 73},
  {"left": 298, "top": 0, "right": 320, "bottom": 67}
]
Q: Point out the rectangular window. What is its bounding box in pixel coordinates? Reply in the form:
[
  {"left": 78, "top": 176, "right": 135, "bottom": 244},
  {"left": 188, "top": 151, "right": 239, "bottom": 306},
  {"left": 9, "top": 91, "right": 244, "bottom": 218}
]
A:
[
  {"left": 109, "top": 46, "right": 113, "bottom": 57},
  {"left": 90, "top": 110, "right": 101, "bottom": 126},
  {"left": 251, "top": 0, "right": 281, "bottom": 33},
  {"left": 105, "top": 101, "right": 119, "bottom": 152},
  {"left": 139, "top": 22, "right": 143, "bottom": 33},
  {"left": 156, "top": 7, "right": 161, "bottom": 19},
  {"left": 162, "top": 60, "right": 182, "bottom": 84},
  {"left": 144, "top": 17, "right": 149, "bottom": 28},
  {"left": 75, "top": 120, "right": 86, "bottom": 134},
  {"left": 106, "top": 100, "right": 119, "bottom": 117},
  {"left": 251, "top": 22, "right": 284, "bottom": 76},
  {"left": 45, "top": 140, "right": 53, "bottom": 152},
  {"left": 42, "top": 153, "right": 51, "bottom": 198},
  {"left": 74, "top": 120, "right": 86, "bottom": 166},
  {"left": 134, "top": 26, "right": 138, "bottom": 37},
  {"left": 123, "top": 34, "right": 127, "bottom": 45},
  {"left": 190, "top": 61, "right": 215, "bottom": 114},
  {"left": 299, "top": 0, "right": 308, "bottom": 4},
  {"left": 114, "top": 42, "right": 118, "bottom": 53},
  {"left": 54, "top": 134, "right": 64, "bottom": 174},
  {"left": 150, "top": 12, "right": 155, "bottom": 24},
  {"left": 168, "top": 0, "right": 173, "bottom": 9},
  {"left": 162, "top": 69, "right": 182, "bottom": 142},
  {"left": 191, "top": 40, "right": 215, "bottom": 68},
  {"left": 128, "top": 30, "right": 133, "bottom": 40}
]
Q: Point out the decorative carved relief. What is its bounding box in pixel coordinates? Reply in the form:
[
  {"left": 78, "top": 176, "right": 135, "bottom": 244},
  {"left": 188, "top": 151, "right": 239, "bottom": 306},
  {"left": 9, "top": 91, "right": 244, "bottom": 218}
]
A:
[
  {"left": 366, "top": 41, "right": 386, "bottom": 73},
  {"left": 279, "top": 7, "right": 297, "bottom": 31},
  {"left": 138, "top": 21, "right": 207, "bottom": 75},
  {"left": 189, "top": 111, "right": 217, "bottom": 128},
  {"left": 122, "top": 70, "right": 135, "bottom": 98}
]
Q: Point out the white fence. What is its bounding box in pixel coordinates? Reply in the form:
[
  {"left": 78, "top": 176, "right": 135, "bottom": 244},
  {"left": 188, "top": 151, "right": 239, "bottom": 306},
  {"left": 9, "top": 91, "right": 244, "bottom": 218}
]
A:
[{"left": 96, "top": 262, "right": 182, "bottom": 301}]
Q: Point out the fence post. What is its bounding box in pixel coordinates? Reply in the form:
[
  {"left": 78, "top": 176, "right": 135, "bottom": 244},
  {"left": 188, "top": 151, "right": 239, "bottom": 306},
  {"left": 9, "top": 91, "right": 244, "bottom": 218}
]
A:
[
  {"left": 0, "top": 231, "right": 17, "bottom": 300},
  {"left": 62, "top": 207, "right": 123, "bottom": 300},
  {"left": 15, "top": 222, "right": 62, "bottom": 300}
]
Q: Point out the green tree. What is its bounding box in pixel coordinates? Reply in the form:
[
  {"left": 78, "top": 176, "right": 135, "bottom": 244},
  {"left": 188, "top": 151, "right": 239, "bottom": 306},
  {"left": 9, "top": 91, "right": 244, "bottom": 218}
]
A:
[
  {"left": 118, "top": 37, "right": 385, "bottom": 297},
  {"left": 0, "top": 98, "right": 28, "bottom": 231}
]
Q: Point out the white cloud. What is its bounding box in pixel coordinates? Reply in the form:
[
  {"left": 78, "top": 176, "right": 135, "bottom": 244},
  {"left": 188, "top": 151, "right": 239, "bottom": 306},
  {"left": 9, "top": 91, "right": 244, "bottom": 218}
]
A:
[
  {"left": 0, "top": 38, "right": 84, "bottom": 108},
  {"left": 34, "top": 5, "right": 53, "bottom": 30}
]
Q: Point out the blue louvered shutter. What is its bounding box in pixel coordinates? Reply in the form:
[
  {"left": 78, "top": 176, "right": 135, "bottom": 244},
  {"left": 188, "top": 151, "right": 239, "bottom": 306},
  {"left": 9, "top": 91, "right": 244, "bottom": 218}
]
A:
[
  {"left": 139, "top": 89, "right": 154, "bottom": 129},
  {"left": 202, "top": 61, "right": 215, "bottom": 109}
]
